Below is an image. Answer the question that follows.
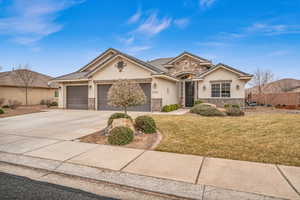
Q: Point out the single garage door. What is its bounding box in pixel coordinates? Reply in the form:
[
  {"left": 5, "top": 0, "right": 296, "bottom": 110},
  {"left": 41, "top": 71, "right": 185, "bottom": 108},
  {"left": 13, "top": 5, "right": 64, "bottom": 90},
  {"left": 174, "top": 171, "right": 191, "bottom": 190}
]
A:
[
  {"left": 67, "top": 85, "right": 88, "bottom": 109},
  {"left": 97, "top": 83, "right": 151, "bottom": 111}
]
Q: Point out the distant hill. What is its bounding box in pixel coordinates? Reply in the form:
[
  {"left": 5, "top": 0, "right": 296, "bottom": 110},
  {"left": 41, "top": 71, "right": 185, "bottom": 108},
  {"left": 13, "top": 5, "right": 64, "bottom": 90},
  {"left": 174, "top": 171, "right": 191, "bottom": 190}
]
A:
[{"left": 247, "top": 78, "right": 300, "bottom": 94}]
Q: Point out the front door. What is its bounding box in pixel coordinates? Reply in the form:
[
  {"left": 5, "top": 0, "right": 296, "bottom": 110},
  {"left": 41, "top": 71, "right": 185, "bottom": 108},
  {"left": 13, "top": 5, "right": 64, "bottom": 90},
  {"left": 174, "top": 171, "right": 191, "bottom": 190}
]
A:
[{"left": 185, "top": 81, "right": 194, "bottom": 107}]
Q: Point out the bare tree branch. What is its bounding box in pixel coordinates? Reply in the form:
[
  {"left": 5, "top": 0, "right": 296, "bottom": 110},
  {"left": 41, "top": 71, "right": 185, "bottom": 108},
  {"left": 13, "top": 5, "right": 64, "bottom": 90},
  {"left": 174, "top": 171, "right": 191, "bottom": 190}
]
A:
[{"left": 11, "top": 64, "right": 37, "bottom": 105}]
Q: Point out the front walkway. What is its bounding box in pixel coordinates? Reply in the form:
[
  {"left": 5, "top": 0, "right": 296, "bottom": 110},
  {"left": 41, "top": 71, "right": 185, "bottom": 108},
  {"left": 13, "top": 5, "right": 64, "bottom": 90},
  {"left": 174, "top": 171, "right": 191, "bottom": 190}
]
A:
[{"left": 0, "top": 137, "right": 299, "bottom": 199}]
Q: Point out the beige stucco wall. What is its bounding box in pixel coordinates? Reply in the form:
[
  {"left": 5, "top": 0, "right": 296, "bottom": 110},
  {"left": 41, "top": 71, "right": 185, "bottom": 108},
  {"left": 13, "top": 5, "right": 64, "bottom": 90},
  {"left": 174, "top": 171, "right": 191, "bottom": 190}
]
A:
[
  {"left": 152, "top": 77, "right": 179, "bottom": 106},
  {"left": 197, "top": 68, "right": 247, "bottom": 99},
  {"left": 0, "top": 86, "right": 57, "bottom": 105},
  {"left": 92, "top": 58, "right": 152, "bottom": 80}
]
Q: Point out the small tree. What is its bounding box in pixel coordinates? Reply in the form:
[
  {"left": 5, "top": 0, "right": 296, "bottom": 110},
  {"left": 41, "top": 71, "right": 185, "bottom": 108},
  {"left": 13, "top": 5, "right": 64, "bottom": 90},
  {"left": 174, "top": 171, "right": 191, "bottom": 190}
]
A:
[
  {"left": 249, "top": 68, "right": 274, "bottom": 104},
  {"left": 107, "top": 80, "right": 146, "bottom": 114},
  {"left": 12, "top": 65, "right": 37, "bottom": 105}
]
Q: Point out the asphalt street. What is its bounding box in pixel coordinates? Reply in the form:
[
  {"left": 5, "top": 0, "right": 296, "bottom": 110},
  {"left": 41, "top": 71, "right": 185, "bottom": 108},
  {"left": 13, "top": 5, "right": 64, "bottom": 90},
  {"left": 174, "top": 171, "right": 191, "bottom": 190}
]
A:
[{"left": 0, "top": 172, "right": 118, "bottom": 200}]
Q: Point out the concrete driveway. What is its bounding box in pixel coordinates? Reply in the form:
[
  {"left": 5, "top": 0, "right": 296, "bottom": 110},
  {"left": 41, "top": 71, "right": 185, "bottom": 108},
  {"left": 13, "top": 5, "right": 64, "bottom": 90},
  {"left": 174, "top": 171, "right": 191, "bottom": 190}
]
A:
[{"left": 0, "top": 109, "right": 142, "bottom": 141}]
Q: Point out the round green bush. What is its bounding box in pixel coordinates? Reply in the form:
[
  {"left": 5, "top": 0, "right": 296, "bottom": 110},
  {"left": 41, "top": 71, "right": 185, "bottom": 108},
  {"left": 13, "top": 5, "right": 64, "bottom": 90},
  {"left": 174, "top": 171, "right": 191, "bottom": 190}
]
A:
[
  {"left": 226, "top": 107, "right": 244, "bottom": 116},
  {"left": 108, "top": 126, "right": 134, "bottom": 145},
  {"left": 50, "top": 101, "right": 58, "bottom": 106},
  {"left": 135, "top": 115, "right": 156, "bottom": 134},
  {"left": 190, "top": 104, "right": 226, "bottom": 116},
  {"left": 162, "top": 104, "right": 180, "bottom": 112},
  {"left": 194, "top": 100, "right": 204, "bottom": 105},
  {"left": 0, "top": 108, "right": 4, "bottom": 114},
  {"left": 108, "top": 113, "right": 132, "bottom": 126}
]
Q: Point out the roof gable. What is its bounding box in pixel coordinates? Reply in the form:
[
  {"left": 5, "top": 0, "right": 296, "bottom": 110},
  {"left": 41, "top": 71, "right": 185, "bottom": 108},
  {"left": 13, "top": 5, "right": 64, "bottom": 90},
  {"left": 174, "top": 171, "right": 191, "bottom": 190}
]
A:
[
  {"left": 86, "top": 53, "right": 163, "bottom": 77},
  {"left": 164, "top": 51, "right": 212, "bottom": 66},
  {"left": 78, "top": 48, "right": 117, "bottom": 72},
  {"left": 199, "top": 63, "right": 253, "bottom": 78}
]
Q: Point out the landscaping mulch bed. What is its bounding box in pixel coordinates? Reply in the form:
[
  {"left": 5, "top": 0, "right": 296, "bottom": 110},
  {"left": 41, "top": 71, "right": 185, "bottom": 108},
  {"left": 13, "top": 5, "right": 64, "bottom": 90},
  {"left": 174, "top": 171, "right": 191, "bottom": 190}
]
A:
[
  {"left": 0, "top": 105, "right": 47, "bottom": 118},
  {"left": 79, "top": 130, "right": 161, "bottom": 150}
]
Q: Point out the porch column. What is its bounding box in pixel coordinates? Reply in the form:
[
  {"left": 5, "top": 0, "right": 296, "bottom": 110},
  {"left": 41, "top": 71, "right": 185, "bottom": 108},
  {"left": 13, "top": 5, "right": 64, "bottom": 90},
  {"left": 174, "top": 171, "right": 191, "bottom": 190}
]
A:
[
  {"left": 194, "top": 81, "right": 198, "bottom": 101},
  {"left": 88, "top": 80, "right": 96, "bottom": 110},
  {"left": 182, "top": 81, "right": 185, "bottom": 107}
]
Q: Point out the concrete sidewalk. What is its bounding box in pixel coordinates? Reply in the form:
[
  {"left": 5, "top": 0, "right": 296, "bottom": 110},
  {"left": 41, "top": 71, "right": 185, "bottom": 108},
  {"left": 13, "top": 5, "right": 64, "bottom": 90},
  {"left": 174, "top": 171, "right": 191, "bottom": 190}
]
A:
[{"left": 0, "top": 138, "right": 299, "bottom": 200}]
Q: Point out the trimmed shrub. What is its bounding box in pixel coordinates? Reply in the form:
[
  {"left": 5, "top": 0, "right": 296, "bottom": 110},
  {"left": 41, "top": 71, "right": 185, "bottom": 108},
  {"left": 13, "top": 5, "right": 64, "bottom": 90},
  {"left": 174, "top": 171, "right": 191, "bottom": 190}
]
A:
[
  {"left": 194, "top": 100, "right": 203, "bottom": 105},
  {"left": 2, "top": 105, "right": 10, "bottom": 109},
  {"left": 0, "top": 108, "right": 4, "bottom": 114},
  {"left": 224, "top": 104, "right": 240, "bottom": 108},
  {"left": 190, "top": 104, "right": 226, "bottom": 116},
  {"left": 8, "top": 100, "right": 21, "bottom": 109},
  {"left": 0, "top": 98, "right": 5, "bottom": 107},
  {"left": 135, "top": 115, "right": 156, "bottom": 134},
  {"left": 108, "top": 113, "right": 132, "bottom": 126},
  {"left": 50, "top": 101, "right": 58, "bottom": 106},
  {"left": 108, "top": 126, "right": 134, "bottom": 145},
  {"left": 40, "top": 100, "right": 46, "bottom": 105},
  {"left": 226, "top": 106, "right": 245, "bottom": 116},
  {"left": 162, "top": 104, "right": 180, "bottom": 112},
  {"left": 232, "top": 104, "right": 240, "bottom": 108}
]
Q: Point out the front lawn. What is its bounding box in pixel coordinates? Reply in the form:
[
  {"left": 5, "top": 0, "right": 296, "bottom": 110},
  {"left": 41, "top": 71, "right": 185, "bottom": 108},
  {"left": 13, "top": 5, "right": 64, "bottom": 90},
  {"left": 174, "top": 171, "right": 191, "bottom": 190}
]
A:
[{"left": 152, "top": 113, "right": 300, "bottom": 166}]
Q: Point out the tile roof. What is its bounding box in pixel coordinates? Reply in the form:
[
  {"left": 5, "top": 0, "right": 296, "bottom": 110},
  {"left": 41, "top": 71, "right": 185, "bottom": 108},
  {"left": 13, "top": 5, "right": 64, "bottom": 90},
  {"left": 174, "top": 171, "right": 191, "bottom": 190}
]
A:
[
  {"left": 0, "top": 70, "right": 58, "bottom": 88},
  {"left": 53, "top": 71, "right": 89, "bottom": 81},
  {"left": 147, "top": 58, "right": 174, "bottom": 72}
]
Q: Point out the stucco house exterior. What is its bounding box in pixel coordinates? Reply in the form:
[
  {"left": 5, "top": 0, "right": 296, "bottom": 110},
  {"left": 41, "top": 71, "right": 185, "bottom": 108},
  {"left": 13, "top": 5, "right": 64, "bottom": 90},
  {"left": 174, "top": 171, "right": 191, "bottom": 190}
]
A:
[
  {"left": 0, "top": 69, "right": 58, "bottom": 105},
  {"left": 52, "top": 48, "right": 252, "bottom": 111}
]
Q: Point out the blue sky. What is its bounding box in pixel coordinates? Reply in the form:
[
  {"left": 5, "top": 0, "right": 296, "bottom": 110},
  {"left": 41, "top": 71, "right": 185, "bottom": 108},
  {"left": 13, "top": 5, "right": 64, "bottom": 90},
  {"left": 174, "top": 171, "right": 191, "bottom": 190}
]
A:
[{"left": 0, "top": 0, "right": 300, "bottom": 79}]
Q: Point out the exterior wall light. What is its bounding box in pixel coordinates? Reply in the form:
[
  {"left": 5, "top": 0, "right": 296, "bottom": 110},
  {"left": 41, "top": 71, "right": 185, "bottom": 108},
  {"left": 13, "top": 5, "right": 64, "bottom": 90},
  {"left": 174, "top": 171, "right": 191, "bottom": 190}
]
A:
[
  {"left": 236, "top": 84, "right": 240, "bottom": 90},
  {"left": 203, "top": 85, "right": 206, "bottom": 91},
  {"left": 153, "top": 82, "right": 157, "bottom": 89}
]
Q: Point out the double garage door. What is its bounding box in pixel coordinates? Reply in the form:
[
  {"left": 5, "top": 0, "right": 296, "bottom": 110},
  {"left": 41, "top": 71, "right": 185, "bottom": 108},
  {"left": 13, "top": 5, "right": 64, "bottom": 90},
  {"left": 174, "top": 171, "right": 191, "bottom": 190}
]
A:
[
  {"left": 66, "top": 84, "right": 151, "bottom": 111},
  {"left": 97, "top": 83, "right": 151, "bottom": 112}
]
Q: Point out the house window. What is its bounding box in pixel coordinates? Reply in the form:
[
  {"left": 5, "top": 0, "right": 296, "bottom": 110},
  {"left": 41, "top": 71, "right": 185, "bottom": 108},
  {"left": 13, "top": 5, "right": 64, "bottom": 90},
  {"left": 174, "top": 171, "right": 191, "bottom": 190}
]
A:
[
  {"left": 211, "top": 82, "right": 231, "bottom": 98},
  {"left": 221, "top": 82, "right": 231, "bottom": 97},
  {"left": 54, "top": 90, "right": 59, "bottom": 97},
  {"left": 211, "top": 83, "right": 220, "bottom": 97}
]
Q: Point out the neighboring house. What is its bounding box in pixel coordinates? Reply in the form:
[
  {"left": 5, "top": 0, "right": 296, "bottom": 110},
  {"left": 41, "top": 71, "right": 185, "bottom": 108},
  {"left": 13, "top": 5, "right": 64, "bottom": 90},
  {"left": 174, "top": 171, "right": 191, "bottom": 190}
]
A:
[
  {"left": 52, "top": 48, "right": 252, "bottom": 111},
  {"left": 247, "top": 78, "right": 300, "bottom": 94},
  {"left": 246, "top": 78, "right": 300, "bottom": 106},
  {"left": 289, "top": 86, "right": 300, "bottom": 93},
  {"left": 0, "top": 69, "right": 58, "bottom": 105}
]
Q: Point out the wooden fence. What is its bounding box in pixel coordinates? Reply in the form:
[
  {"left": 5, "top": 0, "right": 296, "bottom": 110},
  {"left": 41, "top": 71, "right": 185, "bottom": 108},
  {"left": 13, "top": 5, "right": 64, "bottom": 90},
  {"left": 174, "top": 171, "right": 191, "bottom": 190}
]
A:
[{"left": 248, "top": 92, "right": 300, "bottom": 106}]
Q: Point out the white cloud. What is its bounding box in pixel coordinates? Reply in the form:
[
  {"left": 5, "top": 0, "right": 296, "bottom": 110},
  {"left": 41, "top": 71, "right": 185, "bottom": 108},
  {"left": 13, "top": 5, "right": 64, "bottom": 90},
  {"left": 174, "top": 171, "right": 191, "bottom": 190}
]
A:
[
  {"left": 199, "top": 0, "right": 216, "bottom": 8},
  {"left": 197, "top": 41, "right": 225, "bottom": 46},
  {"left": 136, "top": 12, "right": 172, "bottom": 36},
  {"left": 174, "top": 18, "right": 190, "bottom": 29},
  {"left": 246, "top": 23, "right": 300, "bottom": 35},
  {"left": 0, "top": 0, "right": 85, "bottom": 45},
  {"left": 128, "top": 8, "right": 141, "bottom": 24},
  {"left": 126, "top": 45, "right": 151, "bottom": 54},
  {"left": 267, "top": 50, "right": 290, "bottom": 57},
  {"left": 117, "top": 35, "right": 135, "bottom": 45}
]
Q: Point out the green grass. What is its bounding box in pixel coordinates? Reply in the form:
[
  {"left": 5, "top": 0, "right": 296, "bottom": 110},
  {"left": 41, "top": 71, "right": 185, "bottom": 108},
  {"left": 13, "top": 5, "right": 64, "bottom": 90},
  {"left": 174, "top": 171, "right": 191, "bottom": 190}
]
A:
[{"left": 152, "top": 113, "right": 300, "bottom": 166}]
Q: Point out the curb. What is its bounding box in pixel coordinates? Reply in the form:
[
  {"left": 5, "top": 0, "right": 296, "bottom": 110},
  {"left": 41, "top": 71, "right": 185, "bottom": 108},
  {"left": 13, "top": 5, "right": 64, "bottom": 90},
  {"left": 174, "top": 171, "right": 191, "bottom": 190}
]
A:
[{"left": 0, "top": 152, "right": 286, "bottom": 200}]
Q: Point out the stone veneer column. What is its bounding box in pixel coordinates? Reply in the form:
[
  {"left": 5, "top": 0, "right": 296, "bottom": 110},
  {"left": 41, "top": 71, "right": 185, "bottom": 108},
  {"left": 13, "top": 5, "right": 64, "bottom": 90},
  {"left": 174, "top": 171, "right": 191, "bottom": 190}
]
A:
[
  {"left": 88, "top": 80, "right": 96, "bottom": 110},
  {"left": 151, "top": 98, "right": 162, "bottom": 112}
]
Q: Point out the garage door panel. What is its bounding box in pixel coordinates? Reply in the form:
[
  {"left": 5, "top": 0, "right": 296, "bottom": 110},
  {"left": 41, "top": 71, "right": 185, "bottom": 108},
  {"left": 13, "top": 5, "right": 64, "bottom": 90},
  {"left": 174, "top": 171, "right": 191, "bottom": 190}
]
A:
[
  {"left": 97, "top": 83, "right": 151, "bottom": 111},
  {"left": 67, "top": 86, "right": 88, "bottom": 110}
]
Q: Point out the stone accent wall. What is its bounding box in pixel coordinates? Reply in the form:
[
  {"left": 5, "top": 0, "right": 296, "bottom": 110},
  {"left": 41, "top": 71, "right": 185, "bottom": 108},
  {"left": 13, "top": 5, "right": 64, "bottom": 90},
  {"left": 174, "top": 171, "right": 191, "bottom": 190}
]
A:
[
  {"left": 88, "top": 98, "right": 95, "bottom": 110},
  {"left": 198, "top": 98, "right": 245, "bottom": 107},
  {"left": 168, "top": 56, "right": 209, "bottom": 77},
  {"left": 151, "top": 98, "right": 162, "bottom": 112}
]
